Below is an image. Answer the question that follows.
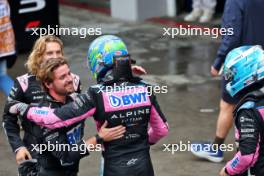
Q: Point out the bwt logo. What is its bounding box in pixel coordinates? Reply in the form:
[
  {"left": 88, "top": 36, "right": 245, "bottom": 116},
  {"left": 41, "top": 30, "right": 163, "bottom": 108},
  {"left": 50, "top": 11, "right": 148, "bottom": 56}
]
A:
[
  {"left": 33, "top": 109, "right": 48, "bottom": 115},
  {"left": 19, "top": 0, "right": 46, "bottom": 14},
  {"left": 231, "top": 157, "right": 239, "bottom": 169},
  {"left": 109, "top": 92, "right": 147, "bottom": 107}
]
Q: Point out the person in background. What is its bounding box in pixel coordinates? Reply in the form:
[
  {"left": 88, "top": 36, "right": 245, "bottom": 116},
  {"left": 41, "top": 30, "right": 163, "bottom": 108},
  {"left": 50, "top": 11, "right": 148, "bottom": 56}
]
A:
[
  {"left": 184, "top": 0, "right": 216, "bottom": 23},
  {"left": 191, "top": 0, "right": 264, "bottom": 163},
  {"left": 219, "top": 46, "right": 264, "bottom": 176},
  {"left": 0, "top": 0, "right": 16, "bottom": 96}
]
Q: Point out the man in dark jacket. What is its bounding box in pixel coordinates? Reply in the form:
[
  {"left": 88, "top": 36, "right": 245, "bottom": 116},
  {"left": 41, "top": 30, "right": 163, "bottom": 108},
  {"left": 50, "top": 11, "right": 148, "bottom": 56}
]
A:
[
  {"left": 191, "top": 0, "right": 264, "bottom": 163},
  {"left": 2, "top": 35, "right": 78, "bottom": 165}
]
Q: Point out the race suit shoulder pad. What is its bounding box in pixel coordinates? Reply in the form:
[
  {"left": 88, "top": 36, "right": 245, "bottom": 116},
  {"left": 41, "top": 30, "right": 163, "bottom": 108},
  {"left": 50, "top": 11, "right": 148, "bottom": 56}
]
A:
[
  {"left": 16, "top": 73, "right": 30, "bottom": 92},
  {"left": 234, "top": 89, "right": 264, "bottom": 114},
  {"left": 234, "top": 100, "right": 256, "bottom": 120},
  {"left": 237, "top": 101, "right": 256, "bottom": 112}
]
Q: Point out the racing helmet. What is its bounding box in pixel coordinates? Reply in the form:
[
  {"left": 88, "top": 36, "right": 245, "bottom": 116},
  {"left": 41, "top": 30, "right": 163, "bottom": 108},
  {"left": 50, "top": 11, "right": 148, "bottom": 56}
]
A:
[
  {"left": 223, "top": 45, "right": 264, "bottom": 97},
  {"left": 87, "top": 35, "right": 129, "bottom": 80}
]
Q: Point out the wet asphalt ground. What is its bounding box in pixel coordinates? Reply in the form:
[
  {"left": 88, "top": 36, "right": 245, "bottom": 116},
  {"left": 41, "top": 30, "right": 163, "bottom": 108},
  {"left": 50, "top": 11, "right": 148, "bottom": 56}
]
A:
[{"left": 0, "top": 4, "right": 236, "bottom": 176}]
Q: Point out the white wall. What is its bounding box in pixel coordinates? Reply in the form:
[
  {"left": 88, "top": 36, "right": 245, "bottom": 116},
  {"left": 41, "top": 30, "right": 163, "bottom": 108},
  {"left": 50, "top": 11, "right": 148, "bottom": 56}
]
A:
[{"left": 111, "top": 0, "right": 176, "bottom": 21}]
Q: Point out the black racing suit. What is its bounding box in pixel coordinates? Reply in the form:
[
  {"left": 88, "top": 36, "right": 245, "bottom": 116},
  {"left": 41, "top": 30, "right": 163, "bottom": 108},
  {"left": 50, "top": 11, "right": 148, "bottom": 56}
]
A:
[
  {"left": 225, "top": 89, "right": 264, "bottom": 176},
  {"left": 2, "top": 73, "right": 81, "bottom": 159},
  {"left": 34, "top": 94, "right": 88, "bottom": 176},
  {"left": 25, "top": 80, "right": 169, "bottom": 176}
]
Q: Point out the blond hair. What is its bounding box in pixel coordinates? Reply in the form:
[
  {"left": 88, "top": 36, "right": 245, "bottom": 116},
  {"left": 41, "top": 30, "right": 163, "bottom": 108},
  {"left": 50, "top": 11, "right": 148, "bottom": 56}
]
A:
[
  {"left": 37, "top": 57, "right": 68, "bottom": 91},
  {"left": 25, "top": 35, "right": 64, "bottom": 75}
]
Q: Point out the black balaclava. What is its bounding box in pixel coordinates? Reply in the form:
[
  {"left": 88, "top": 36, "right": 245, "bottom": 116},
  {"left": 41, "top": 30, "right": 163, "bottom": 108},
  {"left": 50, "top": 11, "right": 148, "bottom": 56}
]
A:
[{"left": 98, "top": 57, "right": 141, "bottom": 84}]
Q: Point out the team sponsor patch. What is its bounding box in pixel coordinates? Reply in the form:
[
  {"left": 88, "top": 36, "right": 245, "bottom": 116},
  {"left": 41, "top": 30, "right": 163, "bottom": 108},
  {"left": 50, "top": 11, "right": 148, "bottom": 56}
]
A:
[
  {"left": 109, "top": 92, "right": 147, "bottom": 107},
  {"left": 33, "top": 109, "right": 49, "bottom": 115},
  {"left": 240, "top": 128, "right": 255, "bottom": 133},
  {"left": 231, "top": 157, "right": 239, "bottom": 168},
  {"left": 102, "top": 87, "right": 151, "bottom": 112}
]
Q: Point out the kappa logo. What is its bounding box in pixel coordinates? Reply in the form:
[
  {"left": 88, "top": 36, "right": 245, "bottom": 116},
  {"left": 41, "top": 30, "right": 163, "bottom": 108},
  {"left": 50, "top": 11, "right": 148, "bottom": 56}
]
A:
[
  {"left": 109, "top": 92, "right": 147, "bottom": 107},
  {"left": 127, "top": 158, "right": 138, "bottom": 166},
  {"left": 33, "top": 109, "right": 48, "bottom": 115}
]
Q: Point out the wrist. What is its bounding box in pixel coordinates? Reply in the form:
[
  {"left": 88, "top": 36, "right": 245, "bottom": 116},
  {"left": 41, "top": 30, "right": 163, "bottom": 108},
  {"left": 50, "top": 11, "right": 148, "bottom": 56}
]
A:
[
  {"left": 85, "top": 137, "right": 96, "bottom": 150},
  {"left": 224, "top": 167, "right": 230, "bottom": 176},
  {"left": 212, "top": 57, "right": 222, "bottom": 71},
  {"left": 95, "top": 134, "right": 104, "bottom": 144},
  {"left": 15, "top": 146, "right": 26, "bottom": 154}
]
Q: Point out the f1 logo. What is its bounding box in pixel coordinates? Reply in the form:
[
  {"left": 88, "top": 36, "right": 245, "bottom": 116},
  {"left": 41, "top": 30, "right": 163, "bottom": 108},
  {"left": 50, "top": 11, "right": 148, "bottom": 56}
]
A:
[{"left": 19, "top": 0, "right": 46, "bottom": 14}]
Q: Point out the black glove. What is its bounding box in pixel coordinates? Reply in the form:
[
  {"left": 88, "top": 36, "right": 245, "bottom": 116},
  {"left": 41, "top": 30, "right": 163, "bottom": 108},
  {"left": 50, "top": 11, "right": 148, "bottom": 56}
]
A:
[{"left": 18, "top": 159, "right": 39, "bottom": 176}]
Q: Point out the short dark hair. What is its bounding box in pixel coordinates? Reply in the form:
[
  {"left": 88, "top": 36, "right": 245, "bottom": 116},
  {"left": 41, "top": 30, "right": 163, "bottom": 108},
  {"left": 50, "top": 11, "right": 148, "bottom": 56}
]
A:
[{"left": 37, "top": 57, "right": 68, "bottom": 91}]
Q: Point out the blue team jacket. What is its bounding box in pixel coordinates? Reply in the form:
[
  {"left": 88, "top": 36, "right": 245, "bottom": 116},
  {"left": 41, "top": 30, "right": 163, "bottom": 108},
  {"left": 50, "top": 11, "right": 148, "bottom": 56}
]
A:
[{"left": 213, "top": 0, "right": 264, "bottom": 70}]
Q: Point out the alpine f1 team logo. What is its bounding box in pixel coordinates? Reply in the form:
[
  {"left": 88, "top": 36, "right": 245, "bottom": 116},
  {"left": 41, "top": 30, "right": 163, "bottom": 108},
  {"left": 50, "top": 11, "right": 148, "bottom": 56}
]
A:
[{"left": 109, "top": 92, "right": 147, "bottom": 107}]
